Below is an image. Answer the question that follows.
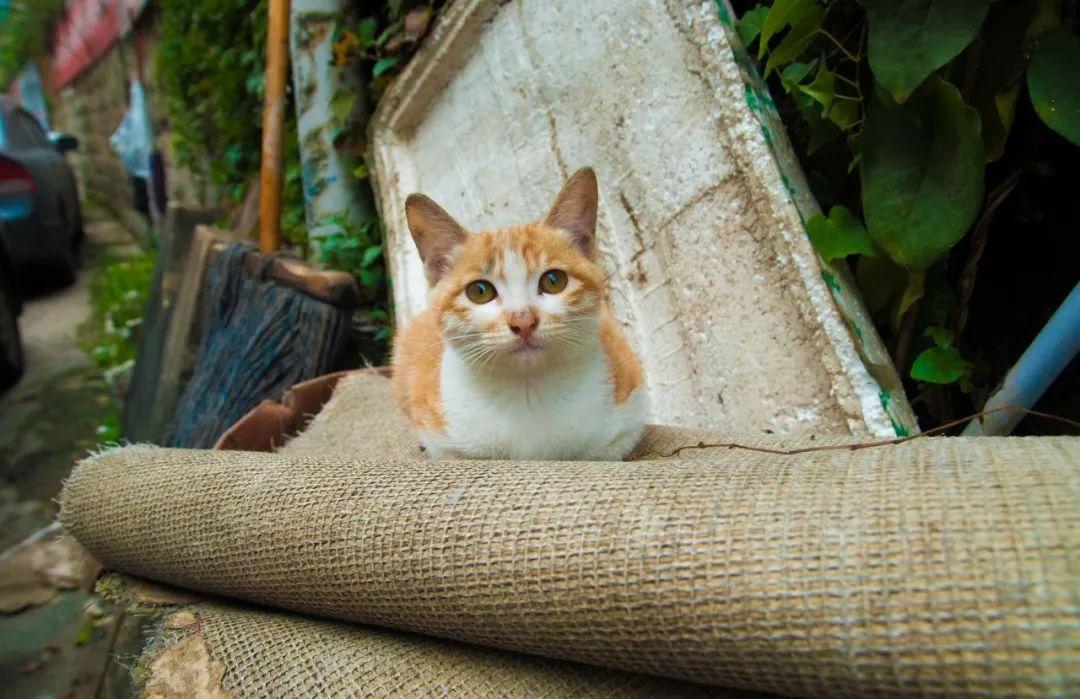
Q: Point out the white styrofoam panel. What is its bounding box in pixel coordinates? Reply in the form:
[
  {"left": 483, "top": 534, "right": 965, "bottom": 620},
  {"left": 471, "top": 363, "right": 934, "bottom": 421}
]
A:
[{"left": 370, "top": 0, "right": 916, "bottom": 437}]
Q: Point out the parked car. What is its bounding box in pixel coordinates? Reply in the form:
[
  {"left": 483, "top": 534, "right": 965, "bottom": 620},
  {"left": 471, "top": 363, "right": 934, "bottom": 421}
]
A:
[
  {"left": 0, "top": 226, "right": 24, "bottom": 389},
  {"left": 0, "top": 95, "right": 83, "bottom": 285}
]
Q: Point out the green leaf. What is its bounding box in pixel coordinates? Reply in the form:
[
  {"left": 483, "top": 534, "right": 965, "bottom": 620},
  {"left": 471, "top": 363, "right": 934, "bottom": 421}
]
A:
[
  {"left": 764, "top": 4, "right": 824, "bottom": 77},
  {"left": 1027, "top": 30, "right": 1080, "bottom": 146},
  {"left": 864, "top": 0, "right": 990, "bottom": 103},
  {"left": 780, "top": 59, "right": 817, "bottom": 88},
  {"left": 759, "top": 0, "right": 816, "bottom": 58},
  {"left": 361, "top": 244, "right": 383, "bottom": 267},
  {"left": 353, "top": 162, "right": 369, "bottom": 179},
  {"left": 330, "top": 91, "right": 357, "bottom": 124},
  {"left": 910, "top": 346, "right": 970, "bottom": 384},
  {"left": 980, "top": 81, "right": 1021, "bottom": 163},
  {"left": 74, "top": 619, "right": 95, "bottom": 646},
  {"left": 782, "top": 63, "right": 842, "bottom": 153},
  {"left": 856, "top": 254, "right": 906, "bottom": 314},
  {"left": 829, "top": 100, "right": 860, "bottom": 130},
  {"left": 896, "top": 268, "right": 926, "bottom": 323},
  {"left": 924, "top": 325, "right": 954, "bottom": 349},
  {"left": 968, "top": 1, "right": 1038, "bottom": 162},
  {"left": 356, "top": 17, "right": 378, "bottom": 49},
  {"left": 860, "top": 77, "right": 984, "bottom": 270},
  {"left": 927, "top": 287, "right": 958, "bottom": 325},
  {"left": 376, "top": 19, "right": 403, "bottom": 47},
  {"left": 807, "top": 113, "right": 842, "bottom": 154},
  {"left": 373, "top": 56, "right": 401, "bottom": 77},
  {"left": 806, "top": 205, "right": 877, "bottom": 261},
  {"left": 735, "top": 5, "right": 770, "bottom": 49},
  {"left": 797, "top": 62, "right": 835, "bottom": 112}
]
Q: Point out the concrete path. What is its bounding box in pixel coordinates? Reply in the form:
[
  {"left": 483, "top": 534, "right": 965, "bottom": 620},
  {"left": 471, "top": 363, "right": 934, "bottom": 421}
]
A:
[{"left": 0, "top": 211, "right": 145, "bottom": 698}]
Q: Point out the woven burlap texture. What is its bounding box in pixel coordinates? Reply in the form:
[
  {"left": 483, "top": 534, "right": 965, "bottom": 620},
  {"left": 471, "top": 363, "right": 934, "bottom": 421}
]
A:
[
  {"left": 62, "top": 372, "right": 1079, "bottom": 696},
  {"left": 163, "top": 601, "right": 723, "bottom": 697}
]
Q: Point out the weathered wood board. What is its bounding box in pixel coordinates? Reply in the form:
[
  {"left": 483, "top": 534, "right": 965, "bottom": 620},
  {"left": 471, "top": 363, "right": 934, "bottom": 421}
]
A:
[{"left": 370, "top": 0, "right": 916, "bottom": 437}]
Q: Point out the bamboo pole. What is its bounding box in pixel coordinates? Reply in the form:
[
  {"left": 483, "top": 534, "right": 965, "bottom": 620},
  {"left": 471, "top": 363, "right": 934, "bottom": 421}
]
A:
[{"left": 259, "top": 0, "right": 291, "bottom": 253}]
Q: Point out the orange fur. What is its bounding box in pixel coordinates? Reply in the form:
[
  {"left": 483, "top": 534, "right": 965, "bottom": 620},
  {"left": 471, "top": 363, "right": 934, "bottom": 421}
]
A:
[
  {"left": 599, "top": 308, "right": 645, "bottom": 405},
  {"left": 393, "top": 168, "right": 646, "bottom": 448},
  {"left": 391, "top": 307, "right": 446, "bottom": 432},
  {"left": 392, "top": 222, "right": 645, "bottom": 434}
]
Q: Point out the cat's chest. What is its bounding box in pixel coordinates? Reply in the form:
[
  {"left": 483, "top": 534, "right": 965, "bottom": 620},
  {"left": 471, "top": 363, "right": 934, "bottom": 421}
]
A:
[{"left": 438, "top": 349, "right": 618, "bottom": 459}]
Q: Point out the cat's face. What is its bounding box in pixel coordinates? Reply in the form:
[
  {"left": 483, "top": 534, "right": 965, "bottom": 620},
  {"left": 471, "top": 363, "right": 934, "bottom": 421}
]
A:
[{"left": 406, "top": 168, "right": 605, "bottom": 372}]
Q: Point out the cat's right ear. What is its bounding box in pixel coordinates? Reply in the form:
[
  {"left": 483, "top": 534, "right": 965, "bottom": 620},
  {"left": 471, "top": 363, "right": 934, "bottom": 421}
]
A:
[{"left": 405, "top": 194, "right": 468, "bottom": 284}]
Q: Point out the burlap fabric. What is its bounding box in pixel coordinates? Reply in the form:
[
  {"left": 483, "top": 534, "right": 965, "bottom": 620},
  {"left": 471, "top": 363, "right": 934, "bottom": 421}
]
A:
[
  {"left": 62, "top": 372, "right": 1079, "bottom": 696},
  {"left": 154, "top": 601, "right": 723, "bottom": 696}
]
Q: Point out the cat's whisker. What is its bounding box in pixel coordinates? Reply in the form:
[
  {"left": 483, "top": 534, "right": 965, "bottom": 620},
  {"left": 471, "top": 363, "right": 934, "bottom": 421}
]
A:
[{"left": 393, "top": 167, "right": 645, "bottom": 460}]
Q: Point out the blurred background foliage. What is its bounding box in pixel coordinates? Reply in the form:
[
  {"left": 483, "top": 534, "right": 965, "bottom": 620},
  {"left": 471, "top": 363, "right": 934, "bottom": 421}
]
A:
[
  {"left": 0, "top": 0, "right": 65, "bottom": 87},
  {"left": 153, "top": 0, "right": 441, "bottom": 335},
  {"left": 80, "top": 248, "right": 157, "bottom": 372},
  {"left": 734, "top": 0, "right": 1078, "bottom": 429}
]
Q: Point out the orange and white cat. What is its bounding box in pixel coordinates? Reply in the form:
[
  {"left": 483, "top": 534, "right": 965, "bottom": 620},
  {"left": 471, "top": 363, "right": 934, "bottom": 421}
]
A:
[{"left": 392, "top": 168, "right": 647, "bottom": 460}]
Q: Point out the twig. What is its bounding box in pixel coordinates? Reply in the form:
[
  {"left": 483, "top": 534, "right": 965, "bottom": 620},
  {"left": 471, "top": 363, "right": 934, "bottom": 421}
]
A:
[
  {"left": 640, "top": 407, "right": 1080, "bottom": 459},
  {"left": 93, "top": 608, "right": 127, "bottom": 699},
  {"left": 817, "top": 29, "right": 859, "bottom": 63},
  {"left": 833, "top": 73, "right": 861, "bottom": 89},
  {"left": 894, "top": 294, "right": 922, "bottom": 376},
  {"left": 953, "top": 167, "right": 1026, "bottom": 340}
]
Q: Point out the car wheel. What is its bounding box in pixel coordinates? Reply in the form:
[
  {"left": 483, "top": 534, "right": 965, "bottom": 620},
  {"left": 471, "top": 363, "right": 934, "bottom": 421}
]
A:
[{"left": 0, "top": 278, "right": 24, "bottom": 390}]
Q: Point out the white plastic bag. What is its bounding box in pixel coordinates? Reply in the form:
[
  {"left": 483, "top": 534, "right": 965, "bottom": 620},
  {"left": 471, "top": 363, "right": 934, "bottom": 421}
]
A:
[{"left": 109, "top": 79, "right": 153, "bottom": 179}]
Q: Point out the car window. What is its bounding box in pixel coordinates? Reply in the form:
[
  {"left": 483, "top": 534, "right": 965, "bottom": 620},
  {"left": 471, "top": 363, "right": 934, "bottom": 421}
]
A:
[
  {"left": 1, "top": 113, "right": 31, "bottom": 150},
  {"left": 13, "top": 111, "right": 49, "bottom": 148}
]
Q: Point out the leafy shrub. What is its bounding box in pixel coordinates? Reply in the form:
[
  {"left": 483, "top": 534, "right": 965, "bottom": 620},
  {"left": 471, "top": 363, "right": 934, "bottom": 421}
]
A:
[
  {"left": 81, "top": 249, "right": 157, "bottom": 370},
  {"left": 154, "top": 0, "right": 442, "bottom": 318},
  {"left": 317, "top": 213, "right": 386, "bottom": 301},
  {"left": 737, "top": 0, "right": 1078, "bottom": 394},
  {"left": 0, "top": 1, "right": 64, "bottom": 87}
]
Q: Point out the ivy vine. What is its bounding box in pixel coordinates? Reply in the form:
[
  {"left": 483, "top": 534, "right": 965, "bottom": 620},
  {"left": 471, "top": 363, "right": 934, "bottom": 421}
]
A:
[{"left": 738, "top": 0, "right": 1079, "bottom": 392}]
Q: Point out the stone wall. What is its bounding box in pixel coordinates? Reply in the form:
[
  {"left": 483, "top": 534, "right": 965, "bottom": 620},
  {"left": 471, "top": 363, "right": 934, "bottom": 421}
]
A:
[
  {"left": 49, "top": 13, "right": 216, "bottom": 235},
  {"left": 52, "top": 40, "right": 137, "bottom": 224}
]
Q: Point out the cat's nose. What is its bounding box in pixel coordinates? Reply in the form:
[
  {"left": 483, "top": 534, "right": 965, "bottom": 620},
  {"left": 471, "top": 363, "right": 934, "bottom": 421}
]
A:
[{"left": 507, "top": 311, "right": 539, "bottom": 343}]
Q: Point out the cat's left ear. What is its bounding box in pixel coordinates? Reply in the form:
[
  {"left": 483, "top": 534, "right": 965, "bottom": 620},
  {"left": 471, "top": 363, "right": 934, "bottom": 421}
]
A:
[{"left": 544, "top": 167, "right": 598, "bottom": 259}]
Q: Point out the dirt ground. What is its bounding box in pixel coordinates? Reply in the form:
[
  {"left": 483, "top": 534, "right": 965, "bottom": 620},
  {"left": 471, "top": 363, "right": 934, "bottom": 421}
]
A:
[{"left": 0, "top": 211, "right": 146, "bottom": 698}]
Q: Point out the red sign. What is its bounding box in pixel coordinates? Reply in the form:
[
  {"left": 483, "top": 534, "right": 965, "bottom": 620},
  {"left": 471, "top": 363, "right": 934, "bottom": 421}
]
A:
[{"left": 51, "top": 0, "right": 147, "bottom": 88}]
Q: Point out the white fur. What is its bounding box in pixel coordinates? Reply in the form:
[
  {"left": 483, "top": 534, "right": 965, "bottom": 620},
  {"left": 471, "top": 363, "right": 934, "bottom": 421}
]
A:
[
  {"left": 421, "top": 250, "right": 647, "bottom": 461},
  {"left": 420, "top": 344, "right": 647, "bottom": 461}
]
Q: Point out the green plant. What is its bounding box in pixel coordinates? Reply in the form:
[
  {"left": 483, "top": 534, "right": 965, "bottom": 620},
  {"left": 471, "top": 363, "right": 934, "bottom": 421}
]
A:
[
  {"left": 80, "top": 249, "right": 157, "bottom": 370},
  {"left": 155, "top": 0, "right": 269, "bottom": 196},
  {"left": 337, "top": 2, "right": 437, "bottom": 101},
  {"left": 0, "top": 0, "right": 64, "bottom": 87},
  {"left": 155, "top": 0, "right": 310, "bottom": 247},
  {"left": 317, "top": 213, "right": 385, "bottom": 293},
  {"left": 737, "top": 0, "right": 1079, "bottom": 389},
  {"left": 317, "top": 212, "right": 392, "bottom": 341},
  {"left": 154, "top": 1, "right": 442, "bottom": 341}
]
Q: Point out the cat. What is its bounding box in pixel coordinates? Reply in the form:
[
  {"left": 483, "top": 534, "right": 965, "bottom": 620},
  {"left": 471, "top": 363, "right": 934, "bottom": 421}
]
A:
[{"left": 391, "top": 167, "right": 648, "bottom": 461}]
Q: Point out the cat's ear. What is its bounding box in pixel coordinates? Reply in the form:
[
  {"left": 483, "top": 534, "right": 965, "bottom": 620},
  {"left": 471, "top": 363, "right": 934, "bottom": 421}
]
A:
[
  {"left": 544, "top": 167, "right": 598, "bottom": 258},
  {"left": 405, "top": 194, "right": 469, "bottom": 284}
]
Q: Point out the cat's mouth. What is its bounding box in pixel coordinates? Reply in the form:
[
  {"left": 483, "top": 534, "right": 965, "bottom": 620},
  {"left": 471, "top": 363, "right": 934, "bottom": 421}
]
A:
[{"left": 511, "top": 338, "right": 544, "bottom": 354}]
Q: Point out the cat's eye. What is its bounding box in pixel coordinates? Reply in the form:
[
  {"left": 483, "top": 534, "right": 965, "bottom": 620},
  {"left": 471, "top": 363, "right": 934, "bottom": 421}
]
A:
[
  {"left": 538, "top": 269, "right": 568, "bottom": 294},
  {"left": 465, "top": 279, "right": 497, "bottom": 304}
]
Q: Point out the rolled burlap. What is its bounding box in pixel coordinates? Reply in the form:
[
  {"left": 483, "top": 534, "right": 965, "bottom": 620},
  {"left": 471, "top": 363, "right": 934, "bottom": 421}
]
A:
[
  {"left": 62, "top": 373, "right": 1079, "bottom": 696},
  {"left": 147, "top": 601, "right": 724, "bottom": 697}
]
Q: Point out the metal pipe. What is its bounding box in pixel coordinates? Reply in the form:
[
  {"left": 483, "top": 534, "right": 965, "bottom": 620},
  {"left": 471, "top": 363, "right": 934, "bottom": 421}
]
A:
[{"left": 962, "top": 280, "right": 1080, "bottom": 436}]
